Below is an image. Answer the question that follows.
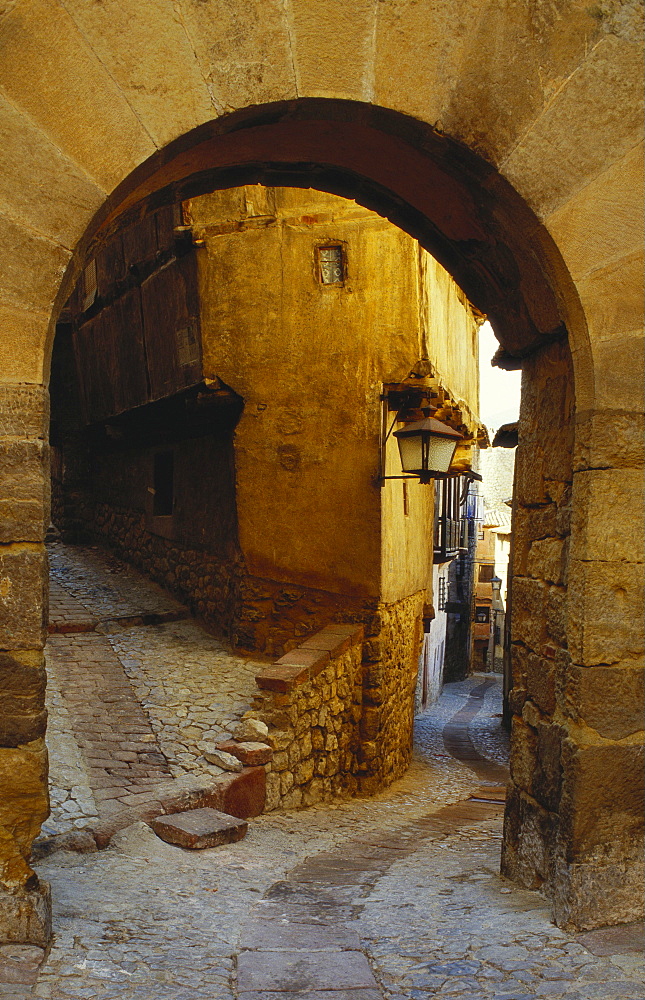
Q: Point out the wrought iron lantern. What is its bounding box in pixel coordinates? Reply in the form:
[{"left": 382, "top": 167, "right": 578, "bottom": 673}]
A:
[{"left": 392, "top": 416, "right": 463, "bottom": 484}]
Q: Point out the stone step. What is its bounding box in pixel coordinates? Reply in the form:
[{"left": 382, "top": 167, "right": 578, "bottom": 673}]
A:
[
  {"left": 150, "top": 807, "right": 248, "bottom": 849},
  {"left": 468, "top": 784, "right": 507, "bottom": 803}
]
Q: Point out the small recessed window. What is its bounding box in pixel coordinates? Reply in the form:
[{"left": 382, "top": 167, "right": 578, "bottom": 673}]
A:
[
  {"left": 479, "top": 564, "right": 495, "bottom": 582},
  {"left": 153, "top": 451, "right": 174, "bottom": 516},
  {"left": 317, "top": 245, "right": 344, "bottom": 284}
]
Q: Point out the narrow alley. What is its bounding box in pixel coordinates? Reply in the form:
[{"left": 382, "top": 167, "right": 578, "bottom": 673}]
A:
[{"left": 0, "top": 544, "right": 641, "bottom": 1000}]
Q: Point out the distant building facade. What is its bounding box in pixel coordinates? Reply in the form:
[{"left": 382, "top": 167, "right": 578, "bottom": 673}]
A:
[{"left": 472, "top": 444, "right": 516, "bottom": 672}]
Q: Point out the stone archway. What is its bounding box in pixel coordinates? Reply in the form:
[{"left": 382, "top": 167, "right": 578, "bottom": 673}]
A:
[{"left": 0, "top": 2, "right": 641, "bottom": 943}]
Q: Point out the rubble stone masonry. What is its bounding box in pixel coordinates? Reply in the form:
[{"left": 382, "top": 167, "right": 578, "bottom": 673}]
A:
[{"left": 253, "top": 593, "right": 424, "bottom": 810}]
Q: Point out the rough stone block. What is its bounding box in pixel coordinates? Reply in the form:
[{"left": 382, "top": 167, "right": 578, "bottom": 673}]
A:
[
  {"left": 0, "top": 441, "right": 48, "bottom": 504},
  {"left": 551, "top": 854, "right": 645, "bottom": 932},
  {"left": 571, "top": 468, "right": 645, "bottom": 564},
  {"left": 568, "top": 558, "right": 644, "bottom": 665},
  {"left": 217, "top": 740, "right": 273, "bottom": 766},
  {"left": 533, "top": 721, "right": 565, "bottom": 813},
  {"left": 509, "top": 717, "right": 538, "bottom": 795},
  {"left": 545, "top": 585, "right": 567, "bottom": 647},
  {"left": 150, "top": 807, "right": 247, "bottom": 849},
  {"left": 0, "top": 385, "right": 49, "bottom": 441},
  {"left": 0, "top": 546, "right": 47, "bottom": 650},
  {"left": 560, "top": 739, "right": 644, "bottom": 857},
  {"left": 563, "top": 662, "right": 645, "bottom": 739},
  {"left": 0, "top": 741, "right": 49, "bottom": 885},
  {"left": 0, "top": 427, "right": 50, "bottom": 543},
  {"left": 575, "top": 409, "right": 645, "bottom": 472},
  {"left": 510, "top": 576, "right": 548, "bottom": 652},
  {"left": 524, "top": 651, "right": 556, "bottom": 716},
  {"left": 501, "top": 784, "right": 554, "bottom": 890},
  {"left": 0, "top": 499, "right": 48, "bottom": 545},
  {"left": 0, "top": 651, "right": 47, "bottom": 747},
  {"left": 526, "top": 537, "right": 566, "bottom": 585},
  {"left": 203, "top": 748, "right": 243, "bottom": 772},
  {"left": 233, "top": 718, "right": 269, "bottom": 743},
  {"left": 0, "top": 882, "right": 51, "bottom": 947}
]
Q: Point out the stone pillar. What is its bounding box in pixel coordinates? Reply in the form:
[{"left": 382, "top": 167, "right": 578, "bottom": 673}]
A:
[
  {"left": 501, "top": 340, "right": 644, "bottom": 930},
  {"left": 0, "top": 384, "right": 51, "bottom": 945}
]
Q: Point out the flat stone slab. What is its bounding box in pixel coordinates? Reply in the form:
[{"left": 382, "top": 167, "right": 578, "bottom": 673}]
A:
[
  {"left": 202, "top": 747, "right": 244, "bottom": 772},
  {"left": 237, "top": 950, "right": 377, "bottom": 992},
  {"left": 577, "top": 920, "right": 645, "bottom": 956},
  {"left": 218, "top": 739, "right": 273, "bottom": 765},
  {"left": 0, "top": 945, "right": 46, "bottom": 985},
  {"left": 150, "top": 807, "right": 248, "bottom": 849}
]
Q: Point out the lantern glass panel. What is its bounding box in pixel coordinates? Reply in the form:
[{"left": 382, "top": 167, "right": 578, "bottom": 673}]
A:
[{"left": 397, "top": 432, "right": 457, "bottom": 475}]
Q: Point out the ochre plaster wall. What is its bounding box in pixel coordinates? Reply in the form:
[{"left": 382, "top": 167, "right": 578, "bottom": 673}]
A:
[
  {"left": 191, "top": 187, "right": 479, "bottom": 629},
  {"left": 191, "top": 187, "right": 419, "bottom": 601}
]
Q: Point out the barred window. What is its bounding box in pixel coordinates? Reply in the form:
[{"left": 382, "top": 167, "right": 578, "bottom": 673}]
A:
[
  {"left": 317, "top": 245, "right": 344, "bottom": 284},
  {"left": 437, "top": 576, "right": 447, "bottom": 611}
]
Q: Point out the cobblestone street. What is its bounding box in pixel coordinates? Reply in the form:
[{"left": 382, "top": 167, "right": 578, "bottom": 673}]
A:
[
  {"left": 1, "top": 544, "right": 640, "bottom": 999},
  {"left": 44, "top": 543, "right": 268, "bottom": 841}
]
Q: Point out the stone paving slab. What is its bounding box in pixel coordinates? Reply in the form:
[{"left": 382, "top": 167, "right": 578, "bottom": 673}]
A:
[
  {"left": 0, "top": 947, "right": 45, "bottom": 987},
  {"left": 237, "top": 950, "right": 378, "bottom": 992},
  {"left": 48, "top": 580, "right": 97, "bottom": 633},
  {"left": 151, "top": 807, "right": 248, "bottom": 849},
  {"left": 576, "top": 921, "right": 644, "bottom": 957}
]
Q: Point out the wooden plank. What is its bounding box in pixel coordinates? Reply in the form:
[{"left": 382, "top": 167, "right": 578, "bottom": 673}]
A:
[
  {"left": 96, "top": 234, "right": 126, "bottom": 300},
  {"left": 155, "top": 203, "right": 182, "bottom": 256},
  {"left": 140, "top": 255, "right": 201, "bottom": 401},
  {"left": 106, "top": 288, "right": 149, "bottom": 414},
  {"left": 122, "top": 212, "right": 157, "bottom": 269},
  {"left": 73, "top": 311, "right": 114, "bottom": 423},
  {"left": 73, "top": 289, "right": 148, "bottom": 422}
]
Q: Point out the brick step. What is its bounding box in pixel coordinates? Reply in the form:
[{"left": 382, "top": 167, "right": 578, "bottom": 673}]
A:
[{"left": 151, "top": 807, "right": 248, "bottom": 849}]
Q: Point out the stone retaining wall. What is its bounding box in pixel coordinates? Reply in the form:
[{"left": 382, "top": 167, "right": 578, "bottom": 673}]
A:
[
  {"left": 360, "top": 592, "right": 425, "bottom": 793},
  {"left": 254, "top": 624, "right": 365, "bottom": 810},
  {"left": 253, "top": 597, "right": 424, "bottom": 809}
]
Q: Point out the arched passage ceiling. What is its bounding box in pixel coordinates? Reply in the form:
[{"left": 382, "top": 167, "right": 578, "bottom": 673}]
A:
[
  {"left": 0, "top": 0, "right": 640, "bottom": 412},
  {"left": 71, "top": 100, "right": 575, "bottom": 362}
]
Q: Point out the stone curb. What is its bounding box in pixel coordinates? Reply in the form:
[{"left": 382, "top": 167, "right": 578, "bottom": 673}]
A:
[{"left": 255, "top": 624, "right": 364, "bottom": 693}]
